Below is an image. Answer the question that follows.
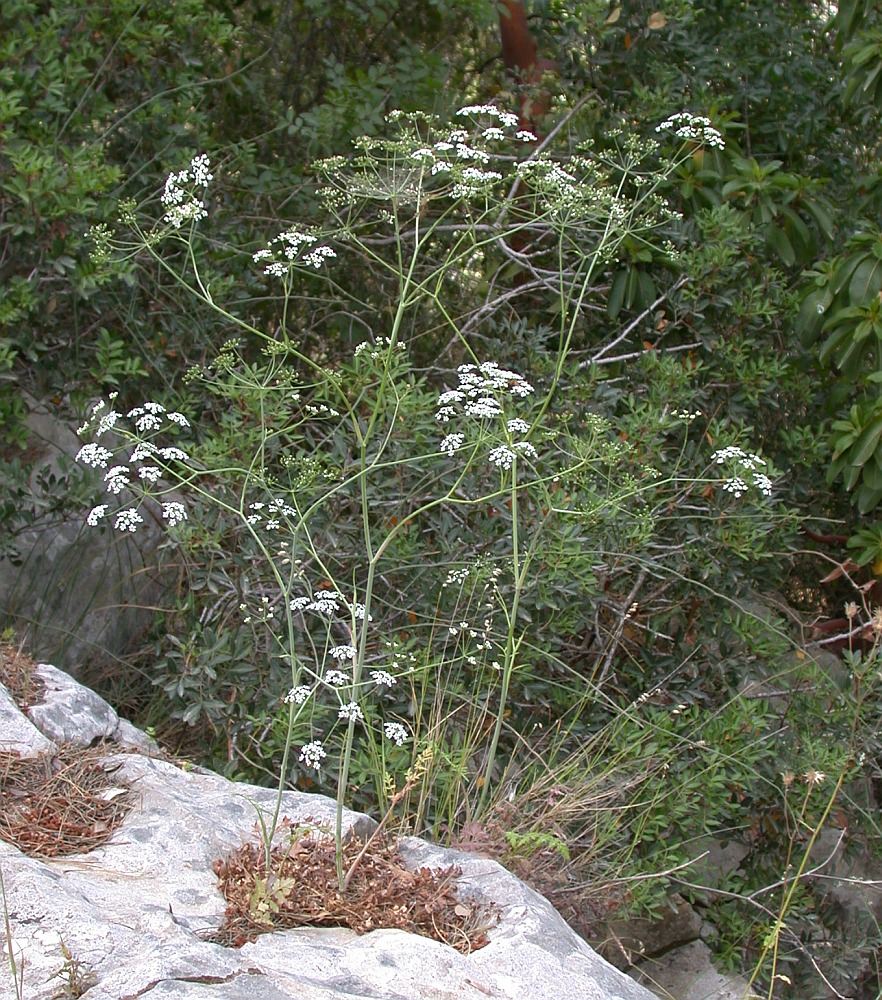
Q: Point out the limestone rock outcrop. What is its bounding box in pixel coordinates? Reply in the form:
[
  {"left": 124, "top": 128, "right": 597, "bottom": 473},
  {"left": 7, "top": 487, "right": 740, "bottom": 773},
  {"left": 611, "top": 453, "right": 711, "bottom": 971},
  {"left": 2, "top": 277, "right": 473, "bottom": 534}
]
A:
[{"left": 0, "top": 663, "right": 657, "bottom": 1000}]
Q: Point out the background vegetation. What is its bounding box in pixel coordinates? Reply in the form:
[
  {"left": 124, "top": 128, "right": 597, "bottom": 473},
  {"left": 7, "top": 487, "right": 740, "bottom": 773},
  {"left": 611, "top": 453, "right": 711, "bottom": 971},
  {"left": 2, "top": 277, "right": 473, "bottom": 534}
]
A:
[{"left": 4, "top": 0, "right": 882, "bottom": 996}]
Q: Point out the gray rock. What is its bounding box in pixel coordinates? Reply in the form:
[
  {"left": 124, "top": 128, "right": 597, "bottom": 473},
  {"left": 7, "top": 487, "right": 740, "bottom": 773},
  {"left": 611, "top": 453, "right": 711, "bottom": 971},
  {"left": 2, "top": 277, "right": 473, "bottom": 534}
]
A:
[
  {"left": 632, "top": 940, "right": 760, "bottom": 1000},
  {"left": 0, "top": 398, "right": 173, "bottom": 676},
  {"left": 0, "top": 681, "right": 54, "bottom": 755},
  {"left": 0, "top": 665, "right": 658, "bottom": 1000},
  {"left": 601, "top": 894, "right": 702, "bottom": 968}
]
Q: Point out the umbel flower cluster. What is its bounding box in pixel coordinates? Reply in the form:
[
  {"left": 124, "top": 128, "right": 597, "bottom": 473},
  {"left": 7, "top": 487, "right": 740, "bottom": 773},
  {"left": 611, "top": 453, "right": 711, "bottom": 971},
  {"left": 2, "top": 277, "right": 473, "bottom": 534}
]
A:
[
  {"left": 75, "top": 396, "right": 191, "bottom": 532},
  {"left": 711, "top": 446, "right": 774, "bottom": 498},
  {"left": 241, "top": 583, "right": 411, "bottom": 771},
  {"left": 437, "top": 361, "right": 538, "bottom": 471},
  {"left": 161, "top": 153, "right": 213, "bottom": 229}
]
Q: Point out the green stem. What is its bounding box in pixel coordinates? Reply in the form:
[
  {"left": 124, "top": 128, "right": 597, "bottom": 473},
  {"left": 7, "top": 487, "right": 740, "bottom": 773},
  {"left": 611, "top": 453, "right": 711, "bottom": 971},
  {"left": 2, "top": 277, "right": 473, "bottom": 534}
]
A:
[{"left": 478, "top": 458, "right": 523, "bottom": 814}]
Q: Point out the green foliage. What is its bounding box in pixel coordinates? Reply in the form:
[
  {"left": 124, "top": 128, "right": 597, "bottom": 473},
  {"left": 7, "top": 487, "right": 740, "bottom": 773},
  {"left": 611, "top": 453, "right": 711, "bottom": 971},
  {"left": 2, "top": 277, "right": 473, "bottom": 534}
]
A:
[{"left": 8, "top": 0, "right": 882, "bottom": 992}]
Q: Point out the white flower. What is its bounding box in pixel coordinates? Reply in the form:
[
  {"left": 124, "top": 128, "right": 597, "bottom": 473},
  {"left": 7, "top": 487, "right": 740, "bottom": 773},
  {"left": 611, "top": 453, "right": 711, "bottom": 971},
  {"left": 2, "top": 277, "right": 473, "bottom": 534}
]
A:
[
  {"left": 104, "top": 466, "right": 130, "bottom": 494},
  {"left": 325, "top": 669, "right": 348, "bottom": 686},
  {"left": 299, "top": 741, "right": 327, "bottom": 770},
  {"left": 86, "top": 504, "right": 108, "bottom": 526},
  {"left": 161, "top": 155, "right": 212, "bottom": 228},
  {"left": 76, "top": 443, "right": 114, "bottom": 469},
  {"left": 284, "top": 685, "right": 311, "bottom": 705},
  {"left": 754, "top": 474, "right": 773, "bottom": 497},
  {"left": 290, "top": 597, "right": 311, "bottom": 612},
  {"left": 440, "top": 433, "right": 465, "bottom": 455},
  {"left": 512, "top": 441, "right": 537, "bottom": 460},
  {"left": 464, "top": 397, "right": 503, "bottom": 418},
  {"left": 130, "top": 442, "right": 158, "bottom": 462},
  {"left": 114, "top": 508, "right": 143, "bottom": 532},
  {"left": 338, "top": 702, "right": 364, "bottom": 722},
  {"left": 370, "top": 670, "right": 396, "bottom": 688},
  {"left": 158, "top": 447, "right": 190, "bottom": 462},
  {"left": 309, "top": 591, "right": 341, "bottom": 616},
  {"left": 167, "top": 411, "right": 190, "bottom": 427},
  {"left": 189, "top": 153, "right": 213, "bottom": 187},
  {"left": 516, "top": 130, "right": 538, "bottom": 142},
  {"left": 329, "top": 644, "right": 357, "bottom": 661},
  {"left": 656, "top": 112, "right": 724, "bottom": 149},
  {"left": 162, "top": 502, "right": 187, "bottom": 526},
  {"left": 383, "top": 722, "right": 410, "bottom": 746},
  {"left": 488, "top": 445, "right": 515, "bottom": 469},
  {"left": 456, "top": 104, "right": 502, "bottom": 117},
  {"left": 506, "top": 418, "right": 530, "bottom": 435},
  {"left": 138, "top": 466, "right": 162, "bottom": 483},
  {"left": 301, "top": 245, "right": 336, "bottom": 269},
  {"left": 96, "top": 410, "right": 121, "bottom": 435}
]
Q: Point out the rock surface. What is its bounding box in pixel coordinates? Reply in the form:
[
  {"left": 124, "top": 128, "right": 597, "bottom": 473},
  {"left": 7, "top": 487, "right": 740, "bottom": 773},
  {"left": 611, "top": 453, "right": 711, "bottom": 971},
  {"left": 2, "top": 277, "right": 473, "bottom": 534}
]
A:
[
  {"left": 0, "top": 664, "right": 658, "bottom": 1000},
  {"left": 0, "top": 399, "right": 173, "bottom": 676}
]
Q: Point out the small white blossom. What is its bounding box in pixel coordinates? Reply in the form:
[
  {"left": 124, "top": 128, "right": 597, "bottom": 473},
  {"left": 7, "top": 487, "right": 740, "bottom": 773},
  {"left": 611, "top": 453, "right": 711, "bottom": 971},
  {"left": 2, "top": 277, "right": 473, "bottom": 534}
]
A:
[
  {"left": 488, "top": 445, "right": 516, "bottom": 469},
  {"left": 104, "top": 466, "right": 130, "bottom": 494},
  {"left": 138, "top": 466, "right": 162, "bottom": 483},
  {"left": 96, "top": 410, "right": 121, "bottom": 435},
  {"left": 86, "top": 504, "right": 108, "bottom": 526},
  {"left": 167, "top": 411, "right": 190, "bottom": 427},
  {"left": 76, "top": 443, "right": 114, "bottom": 469},
  {"left": 114, "top": 508, "right": 143, "bottom": 532},
  {"left": 506, "top": 418, "right": 530, "bottom": 435},
  {"left": 512, "top": 441, "right": 537, "bottom": 460},
  {"left": 383, "top": 722, "right": 410, "bottom": 746},
  {"left": 299, "top": 740, "right": 327, "bottom": 770},
  {"left": 464, "top": 397, "right": 503, "bottom": 418},
  {"left": 329, "top": 644, "right": 357, "bottom": 661},
  {"left": 131, "top": 442, "right": 158, "bottom": 462},
  {"left": 309, "top": 591, "right": 342, "bottom": 616},
  {"left": 284, "top": 685, "right": 311, "bottom": 705},
  {"left": 370, "top": 670, "right": 396, "bottom": 687},
  {"left": 325, "top": 669, "right": 348, "bottom": 686},
  {"left": 338, "top": 701, "right": 364, "bottom": 722},
  {"left": 656, "top": 112, "right": 724, "bottom": 149},
  {"left": 302, "top": 245, "right": 337, "bottom": 269},
  {"left": 162, "top": 154, "right": 212, "bottom": 228},
  {"left": 456, "top": 104, "right": 503, "bottom": 117},
  {"left": 158, "top": 447, "right": 190, "bottom": 462},
  {"left": 440, "top": 433, "right": 465, "bottom": 455},
  {"left": 162, "top": 501, "right": 187, "bottom": 526}
]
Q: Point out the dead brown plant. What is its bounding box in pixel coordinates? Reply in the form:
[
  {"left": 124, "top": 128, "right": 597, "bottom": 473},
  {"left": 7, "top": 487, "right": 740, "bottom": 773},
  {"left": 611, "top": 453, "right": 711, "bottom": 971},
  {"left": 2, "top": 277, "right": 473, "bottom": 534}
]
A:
[
  {"left": 0, "top": 639, "right": 46, "bottom": 710},
  {"left": 208, "top": 826, "right": 498, "bottom": 953}
]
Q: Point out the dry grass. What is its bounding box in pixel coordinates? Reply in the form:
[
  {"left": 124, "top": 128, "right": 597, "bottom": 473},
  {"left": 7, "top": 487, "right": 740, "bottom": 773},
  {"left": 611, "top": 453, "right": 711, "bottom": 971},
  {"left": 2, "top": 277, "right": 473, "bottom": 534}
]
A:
[
  {"left": 0, "top": 639, "right": 46, "bottom": 710},
  {"left": 208, "top": 825, "right": 498, "bottom": 953},
  {"left": 0, "top": 744, "right": 133, "bottom": 857}
]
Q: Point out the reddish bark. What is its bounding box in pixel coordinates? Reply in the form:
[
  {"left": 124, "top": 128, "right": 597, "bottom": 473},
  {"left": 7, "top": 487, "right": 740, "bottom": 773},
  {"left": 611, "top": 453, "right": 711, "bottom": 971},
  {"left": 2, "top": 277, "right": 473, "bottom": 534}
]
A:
[{"left": 497, "top": 0, "right": 557, "bottom": 132}]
